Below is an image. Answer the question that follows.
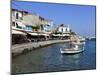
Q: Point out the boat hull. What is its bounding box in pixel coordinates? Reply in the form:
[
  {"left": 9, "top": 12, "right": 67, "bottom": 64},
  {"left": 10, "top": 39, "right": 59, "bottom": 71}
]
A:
[{"left": 60, "top": 48, "right": 84, "bottom": 54}]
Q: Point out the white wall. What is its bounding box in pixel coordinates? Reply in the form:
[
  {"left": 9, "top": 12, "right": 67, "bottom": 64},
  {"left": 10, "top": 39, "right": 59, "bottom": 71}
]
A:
[
  {"left": 58, "top": 26, "right": 69, "bottom": 33},
  {"left": 12, "top": 10, "right": 23, "bottom": 20}
]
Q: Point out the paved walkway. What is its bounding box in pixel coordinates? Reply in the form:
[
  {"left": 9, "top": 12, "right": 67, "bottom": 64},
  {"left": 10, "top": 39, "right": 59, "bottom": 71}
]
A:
[{"left": 12, "top": 40, "right": 69, "bottom": 56}]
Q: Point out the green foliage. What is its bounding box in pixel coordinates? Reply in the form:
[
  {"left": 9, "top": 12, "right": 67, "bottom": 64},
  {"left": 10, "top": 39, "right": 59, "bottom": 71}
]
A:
[
  {"left": 32, "top": 25, "right": 40, "bottom": 29},
  {"left": 54, "top": 32, "right": 62, "bottom": 34},
  {"left": 70, "top": 31, "right": 76, "bottom": 35}
]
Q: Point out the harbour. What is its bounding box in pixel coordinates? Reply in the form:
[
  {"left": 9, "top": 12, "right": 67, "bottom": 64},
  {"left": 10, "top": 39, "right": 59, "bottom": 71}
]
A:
[
  {"left": 11, "top": 1, "right": 96, "bottom": 74},
  {"left": 12, "top": 40, "right": 96, "bottom": 74}
]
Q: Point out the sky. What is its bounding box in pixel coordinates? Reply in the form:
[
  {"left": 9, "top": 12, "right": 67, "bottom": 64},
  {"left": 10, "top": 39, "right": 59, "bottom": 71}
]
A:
[{"left": 11, "top": 0, "right": 96, "bottom": 37}]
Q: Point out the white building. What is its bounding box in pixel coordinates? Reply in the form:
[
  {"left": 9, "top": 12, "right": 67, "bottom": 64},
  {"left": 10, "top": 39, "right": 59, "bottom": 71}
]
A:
[
  {"left": 57, "top": 24, "right": 70, "bottom": 34},
  {"left": 43, "top": 20, "right": 53, "bottom": 33},
  {"left": 12, "top": 9, "right": 54, "bottom": 41},
  {"left": 51, "top": 24, "right": 71, "bottom": 39},
  {"left": 12, "top": 9, "right": 28, "bottom": 31}
]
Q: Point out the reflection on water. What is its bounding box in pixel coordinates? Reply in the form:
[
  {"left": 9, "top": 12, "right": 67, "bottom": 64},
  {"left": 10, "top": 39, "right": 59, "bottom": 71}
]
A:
[{"left": 12, "top": 40, "right": 96, "bottom": 74}]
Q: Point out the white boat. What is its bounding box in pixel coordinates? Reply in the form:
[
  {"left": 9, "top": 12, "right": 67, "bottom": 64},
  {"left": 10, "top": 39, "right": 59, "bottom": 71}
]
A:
[
  {"left": 60, "top": 36, "right": 85, "bottom": 54},
  {"left": 60, "top": 45, "right": 85, "bottom": 54}
]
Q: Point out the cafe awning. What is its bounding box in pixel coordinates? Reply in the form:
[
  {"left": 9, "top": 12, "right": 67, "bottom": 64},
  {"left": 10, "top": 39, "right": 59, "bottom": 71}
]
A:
[
  {"left": 39, "top": 33, "right": 49, "bottom": 36},
  {"left": 12, "top": 29, "right": 26, "bottom": 35},
  {"left": 28, "top": 32, "right": 38, "bottom": 36},
  {"left": 52, "top": 34, "right": 70, "bottom": 36}
]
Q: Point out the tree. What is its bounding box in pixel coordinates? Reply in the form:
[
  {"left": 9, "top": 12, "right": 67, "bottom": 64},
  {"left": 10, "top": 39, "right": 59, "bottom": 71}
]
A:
[
  {"left": 69, "top": 29, "right": 76, "bottom": 35},
  {"left": 70, "top": 31, "right": 76, "bottom": 35},
  {"left": 54, "top": 32, "right": 62, "bottom": 34},
  {"left": 32, "top": 25, "right": 40, "bottom": 31}
]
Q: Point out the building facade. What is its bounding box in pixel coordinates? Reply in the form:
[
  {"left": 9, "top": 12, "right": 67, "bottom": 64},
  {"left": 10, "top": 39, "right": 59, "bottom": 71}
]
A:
[
  {"left": 57, "top": 24, "right": 70, "bottom": 34},
  {"left": 51, "top": 24, "right": 71, "bottom": 40},
  {"left": 22, "top": 14, "right": 40, "bottom": 32},
  {"left": 43, "top": 20, "right": 53, "bottom": 33},
  {"left": 12, "top": 9, "right": 53, "bottom": 33},
  {"left": 12, "top": 8, "right": 54, "bottom": 43},
  {"left": 12, "top": 9, "right": 28, "bottom": 31}
]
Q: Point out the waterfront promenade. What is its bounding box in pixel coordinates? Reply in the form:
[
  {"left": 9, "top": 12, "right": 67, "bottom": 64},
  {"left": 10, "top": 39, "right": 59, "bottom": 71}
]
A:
[{"left": 12, "top": 40, "right": 70, "bottom": 56}]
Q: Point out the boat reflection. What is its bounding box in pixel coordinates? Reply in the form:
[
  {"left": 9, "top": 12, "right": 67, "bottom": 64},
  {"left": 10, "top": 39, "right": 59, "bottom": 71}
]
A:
[{"left": 59, "top": 52, "right": 84, "bottom": 66}]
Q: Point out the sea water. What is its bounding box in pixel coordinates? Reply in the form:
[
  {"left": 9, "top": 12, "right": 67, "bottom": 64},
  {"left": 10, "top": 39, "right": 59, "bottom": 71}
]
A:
[{"left": 12, "top": 40, "right": 96, "bottom": 74}]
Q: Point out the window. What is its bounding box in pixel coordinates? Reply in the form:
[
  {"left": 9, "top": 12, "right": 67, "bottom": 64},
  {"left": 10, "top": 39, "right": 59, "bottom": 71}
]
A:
[
  {"left": 12, "top": 22, "right": 15, "bottom": 27},
  {"left": 16, "top": 23, "right": 18, "bottom": 27},
  {"left": 26, "top": 26, "right": 32, "bottom": 31},
  {"left": 16, "top": 13, "right": 18, "bottom": 19},
  {"left": 40, "top": 25, "right": 44, "bottom": 30},
  {"left": 66, "top": 28, "right": 67, "bottom": 32},
  {"left": 61, "top": 28, "right": 63, "bottom": 32},
  {"left": 16, "top": 23, "right": 22, "bottom": 29}
]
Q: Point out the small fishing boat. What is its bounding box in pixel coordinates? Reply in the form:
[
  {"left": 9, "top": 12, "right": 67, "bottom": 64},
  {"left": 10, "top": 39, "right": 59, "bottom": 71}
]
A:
[
  {"left": 60, "top": 35, "right": 85, "bottom": 54},
  {"left": 60, "top": 43, "right": 85, "bottom": 54}
]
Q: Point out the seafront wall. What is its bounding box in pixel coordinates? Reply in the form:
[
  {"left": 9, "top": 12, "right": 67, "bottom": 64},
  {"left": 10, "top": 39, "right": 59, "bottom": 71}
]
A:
[{"left": 12, "top": 40, "right": 69, "bottom": 56}]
